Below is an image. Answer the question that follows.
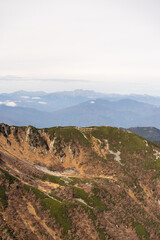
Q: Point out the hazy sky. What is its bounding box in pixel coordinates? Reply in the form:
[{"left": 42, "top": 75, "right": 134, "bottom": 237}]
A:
[{"left": 0, "top": 0, "right": 160, "bottom": 94}]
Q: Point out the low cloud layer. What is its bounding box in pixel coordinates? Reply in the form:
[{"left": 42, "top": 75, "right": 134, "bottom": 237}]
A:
[
  {"left": 38, "top": 101, "right": 47, "bottom": 105},
  {"left": 0, "top": 101, "right": 17, "bottom": 107}
]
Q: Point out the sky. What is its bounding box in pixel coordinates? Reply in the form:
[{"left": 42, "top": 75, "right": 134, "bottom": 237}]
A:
[{"left": 0, "top": 0, "right": 160, "bottom": 94}]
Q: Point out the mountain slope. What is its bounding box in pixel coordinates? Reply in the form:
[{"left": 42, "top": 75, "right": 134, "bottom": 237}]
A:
[
  {"left": 128, "top": 127, "right": 160, "bottom": 143},
  {"left": 49, "top": 98, "right": 160, "bottom": 128},
  {"left": 1, "top": 124, "right": 160, "bottom": 239},
  {"left": 0, "top": 105, "right": 52, "bottom": 127}
]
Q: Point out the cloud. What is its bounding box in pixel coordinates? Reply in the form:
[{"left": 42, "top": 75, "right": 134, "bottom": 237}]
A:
[
  {"left": 0, "top": 101, "right": 17, "bottom": 107},
  {"left": 21, "top": 96, "right": 30, "bottom": 99},
  {"left": 32, "top": 97, "right": 41, "bottom": 100},
  {"left": 38, "top": 101, "right": 47, "bottom": 105}
]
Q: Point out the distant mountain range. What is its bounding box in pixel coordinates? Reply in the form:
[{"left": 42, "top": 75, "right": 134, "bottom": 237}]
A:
[
  {"left": 1, "top": 89, "right": 160, "bottom": 112},
  {"left": 1, "top": 89, "right": 160, "bottom": 129}
]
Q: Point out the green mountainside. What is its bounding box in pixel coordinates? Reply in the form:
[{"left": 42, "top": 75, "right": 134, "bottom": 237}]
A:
[{"left": 128, "top": 127, "right": 160, "bottom": 143}]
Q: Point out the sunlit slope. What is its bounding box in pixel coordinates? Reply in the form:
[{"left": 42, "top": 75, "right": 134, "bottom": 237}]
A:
[{"left": 1, "top": 124, "right": 160, "bottom": 239}]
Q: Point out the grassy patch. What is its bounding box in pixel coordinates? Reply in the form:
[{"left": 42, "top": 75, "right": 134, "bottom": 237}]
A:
[
  {"left": 68, "top": 177, "right": 80, "bottom": 185},
  {"left": 72, "top": 186, "right": 89, "bottom": 202},
  {"left": 68, "top": 177, "right": 92, "bottom": 186},
  {"left": 49, "top": 193, "right": 62, "bottom": 201},
  {"left": 144, "top": 157, "right": 160, "bottom": 180},
  {"left": 41, "top": 198, "right": 73, "bottom": 235},
  {"left": 42, "top": 174, "right": 65, "bottom": 185},
  {"left": 24, "top": 184, "right": 46, "bottom": 199},
  {"left": 0, "top": 168, "right": 19, "bottom": 185},
  {"left": 24, "top": 183, "right": 73, "bottom": 236},
  {"left": 72, "top": 186, "right": 108, "bottom": 211},
  {"left": 93, "top": 186, "right": 115, "bottom": 206},
  {"left": 0, "top": 186, "right": 8, "bottom": 208},
  {"left": 91, "top": 126, "right": 147, "bottom": 154},
  {"left": 132, "top": 221, "right": 149, "bottom": 240},
  {"left": 44, "top": 126, "right": 91, "bottom": 147},
  {"left": 96, "top": 227, "right": 111, "bottom": 240}
]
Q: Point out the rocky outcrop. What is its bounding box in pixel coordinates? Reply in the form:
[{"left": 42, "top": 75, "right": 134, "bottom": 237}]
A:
[
  {"left": 0, "top": 123, "right": 11, "bottom": 137},
  {"left": 25, "top": 126, "right": 49, "bottom": 152}
]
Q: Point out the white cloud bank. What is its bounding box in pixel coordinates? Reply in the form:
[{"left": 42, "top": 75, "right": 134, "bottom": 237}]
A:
[
  {"left": 38, "top": 101, "right": 47, "bottom": 105},
  {"left": 32, "top": 97, "right": 41, "bottom": 100},
  {"left": 20, "top": 96, "right": 30, "bottom": 99},
  {"left": 0, "top": 101, "right": 17, "bottom": 107}
]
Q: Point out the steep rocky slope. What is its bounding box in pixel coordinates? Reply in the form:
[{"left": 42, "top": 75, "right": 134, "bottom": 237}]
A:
[{"left": 1, "top": 124, "right": 160, "bottom": 239}]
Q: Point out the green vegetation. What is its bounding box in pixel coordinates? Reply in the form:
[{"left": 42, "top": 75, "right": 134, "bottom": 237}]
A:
[
  {"left": 132, "top": 221, "right": 149, "bottom": 240},
  {"left": 0, "top": 186, "right": 8, "bottom": 208},
  {"left": 45, "top": 126, "right": 91, "bottom": 147},
  {"left": 0, "top": 168, "right": 19, "bottom": 185},
  {"left": 28, "top": 125, "right": 39, "bottom": 134},
  {"left": 67, "top": 176, "right": 92, "bottom": 185},
  {"left": 144, "top": 157, "right": 160, "bottom": 179},
  {"left": 128, "top": 127, "right": 160, "bottom": 143},
  {"left": 24, "top": 183, "right": 73, "bottom": 236},
  {"left": 0, "top": 225, "right": 15, "bottom": 239},
  {"left": 72, "top": 186, "right": 108, "bottom": 211},
  {"left": 42, "top": 174, "right": 65, "bottom": 185},
  {"left": 24, "top": 183, "right": 109, "bottom": 238},
  {"left": 24, "top": 184, "right": 46, "bottom": 199},
  {"left": 96, "top": 227, "right": 111, "bottom": 240},
  {"left": 91, "top": 126, "right": 147, "bottom": 153},
  {"left": 69, "top": 177, "right": 80, "bottom": 185},
  {"left": 72, "top": 186, "right": 89, "bottom": 202},
  {"left": 49, "top": 193, "right": 62, "bottom": 201},
  {"left": 89, "top": 151, "right": 106, "bottom": 163},
  {"left": 0, "top": 168, "right": 20, "bottom": 209},
  {"left": 19, "top": 126, "right": 27, "bottom": 131},
  {"left": 41, "top": 198, "right": 73, "bottom": 235}
]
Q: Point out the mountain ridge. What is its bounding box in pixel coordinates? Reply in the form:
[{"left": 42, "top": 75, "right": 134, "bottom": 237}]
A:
[{"left": 1, "top": 98, "right": 160, "bottom": 128}]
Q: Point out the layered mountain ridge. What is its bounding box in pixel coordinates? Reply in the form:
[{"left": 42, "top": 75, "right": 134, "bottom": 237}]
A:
[
  {"left": 1, "top": 124, "right": 160, "bottom": 239},
  {"left": 1, "top": 90, "right": 160, "bottom": 128}
]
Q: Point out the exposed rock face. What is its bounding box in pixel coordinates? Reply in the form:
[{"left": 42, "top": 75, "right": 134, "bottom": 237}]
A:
[
  {"left": 26, "top": 126, "right": 49, "bottom": 152},
  {"left": 0, "top": 123, "right": 11, "bottom": 137},
  {"left": 0, "top": 124, "right": 160, "bottom": 239}
]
